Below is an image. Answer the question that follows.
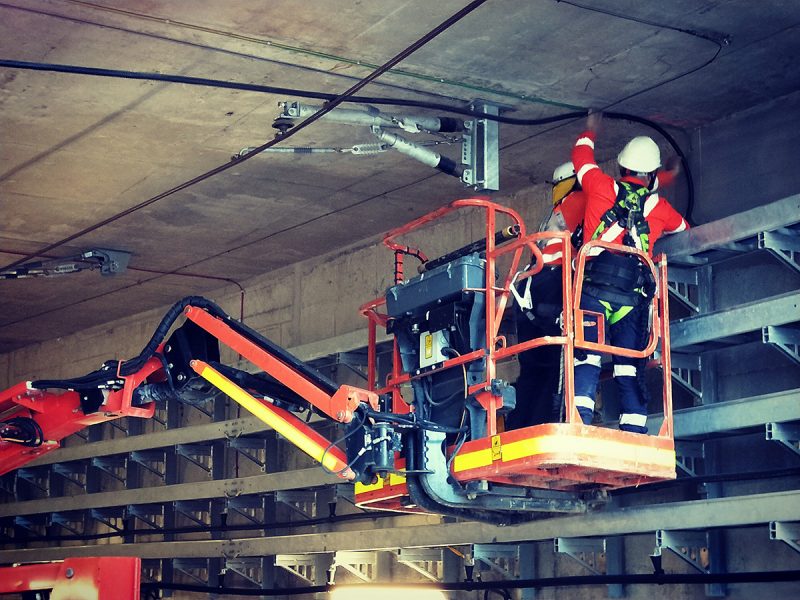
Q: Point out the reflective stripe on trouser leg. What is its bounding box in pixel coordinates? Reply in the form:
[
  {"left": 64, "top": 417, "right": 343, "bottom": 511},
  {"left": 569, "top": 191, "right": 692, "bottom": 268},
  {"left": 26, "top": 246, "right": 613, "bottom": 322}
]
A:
[
  {"left": 574, "top": 353, "right": 601, "bottom": 425},
  {"left": 608, "top": 306, "right": 648, "bottom": 433},
  {"left": 620, "top": 412, "right": 648, "bottom": 431},
  {"left": 617, "top": 361, "right": 647, "bottom": 433},
  {"left": 613, "top": 364, "right": 637, "bottom": 377}
]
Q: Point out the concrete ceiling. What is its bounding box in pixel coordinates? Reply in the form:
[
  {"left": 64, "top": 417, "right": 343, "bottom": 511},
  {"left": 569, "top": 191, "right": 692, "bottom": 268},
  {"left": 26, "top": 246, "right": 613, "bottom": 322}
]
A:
[{"left": 1, "top": 0, "right": 799, "bottom": 353}]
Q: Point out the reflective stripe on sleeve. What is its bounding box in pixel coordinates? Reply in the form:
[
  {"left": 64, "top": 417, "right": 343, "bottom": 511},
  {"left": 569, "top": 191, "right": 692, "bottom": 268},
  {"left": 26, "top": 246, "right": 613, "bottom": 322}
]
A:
[
  {"left": 541, "top": 250, "right": 563, "bottom": 264},
  {"left": 575, "top": 136, "right": 595, "bottom": 149},
  {"left": 576, "top": 163, "right": 598, "bottom": 183},
  {"left": 588, "top": 223, "right": 624, "bottom": 255},
  {"left": 670, "top": 219, "right": 688, "bottom": 233},
  {"left": 575, "top": 396, "right": 596, "bottom": 410},
  {"left": 600, "top": 223, "right": 624, "bottom": 242},
  {"left": 644, "top": 194, "right": 659, "bottom": 216}
]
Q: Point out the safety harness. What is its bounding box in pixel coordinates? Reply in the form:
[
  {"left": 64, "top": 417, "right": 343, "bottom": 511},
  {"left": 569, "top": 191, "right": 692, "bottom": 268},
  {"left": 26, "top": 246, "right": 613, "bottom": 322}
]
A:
[
  {"left": 591, "top": 181, "right": 651, "bottom": 252},
  {"left": 583, "top": 181, "right": 656, "bottom": 321}
]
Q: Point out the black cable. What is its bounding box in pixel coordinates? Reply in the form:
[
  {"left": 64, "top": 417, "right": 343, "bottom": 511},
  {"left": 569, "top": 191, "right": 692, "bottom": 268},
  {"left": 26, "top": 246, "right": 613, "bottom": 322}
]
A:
[
  {"left": 15, "top": 506, "right": 392, "bottom": 544},
  {"left": 605, "top": 111, "right": 696, "bottom": 224},
  {"left": 140, "top": 569, "right": 800, "bottom": 596},
  {"left": 553, "top": 1, "right": 728, "bottom": 224},
  {"left": 0, "top": 417, "right": 44, "bottom": 447},
  {"left": 0, "top": 58, "right": 583, "bottom": 125},
  {"left": 554, "top": 0, "right": 731, "bottom": 45},
  {"left": 319, "top": 408, "right": 368, "bottom": 477}
]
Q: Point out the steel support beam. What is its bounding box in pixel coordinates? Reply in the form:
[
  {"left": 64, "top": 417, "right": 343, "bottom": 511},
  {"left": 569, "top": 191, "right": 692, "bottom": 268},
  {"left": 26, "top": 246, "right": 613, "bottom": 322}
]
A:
[
  {"left": 2, "top": 490, "right": 797, "bottom": 562},
  {"left": 766, "top": 422, "right": 800, "bottom": 457},
  {"left": 0, "top": 468, "right": 339, "bottom": 518},
  {"left": 670, "top": 291, "right": 800, "bottom": 350},
  {"left": 396, "top": 548, "right": 443, "bottom": 581},
  {"left": 27, "top": 416, "right": 270, "bottom": 466},
  {"left": 474, "top": 543, "right": 518, "bottom": 579},
  {"left": 555, "top": 537, "right": 606, "bottom": 575},
  {"left": 770, "top": 521, "right": 800, "bottom": 555},
  {"left": 759, "top": 230, "right": 800, "bottom": 274},
  {"left": 649, "top": 389, "right": 800, "bottom": 439},
  {"left": 762, "top": 326, "right": 800, "bottom": 365},
  {"left": 655, "top": 194, "right": 800, "bottom": 262},
  {"left": 655, "top": 530, "right": 710, "bottom": 573}
]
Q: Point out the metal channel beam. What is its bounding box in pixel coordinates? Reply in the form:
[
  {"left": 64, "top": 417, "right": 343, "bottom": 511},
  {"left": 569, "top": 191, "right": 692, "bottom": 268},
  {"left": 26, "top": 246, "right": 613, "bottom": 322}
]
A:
[
  {"left": 2, "top": 490, "right": 797, "bottom": 562},
  {"left": 0, "top": 468, "right": 338, "bottom": 518},
  {"left": 770, "top": 521, "right": 800, "bottom": 554},
  {"left": 655, "top": 194, "right": 800, "bottom": 262},
  {"left": 27, "top": 417, "right": 270, "bottom": 466},
  {"left": 650, "top": 388, "right": 800, "bottom": 439},
  {"left": 9, "top": 391, "right": 797, "bottom": 517},
  {"left": 670, "top": 291, "right": 800, "bottom": 350}
]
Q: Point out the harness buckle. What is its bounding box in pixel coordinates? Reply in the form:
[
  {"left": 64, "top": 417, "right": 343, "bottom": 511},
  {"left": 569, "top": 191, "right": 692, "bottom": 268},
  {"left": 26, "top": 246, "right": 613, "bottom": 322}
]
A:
[{"left": 510, "top": 269, "right": 533, "bottom": 311}]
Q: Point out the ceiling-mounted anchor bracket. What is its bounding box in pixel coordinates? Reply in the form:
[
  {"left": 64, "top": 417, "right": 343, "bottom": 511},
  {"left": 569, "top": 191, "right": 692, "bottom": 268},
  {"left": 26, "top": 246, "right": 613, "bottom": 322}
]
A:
[{"left": 461, "top": 99, "right": 507, "bottom": 192}]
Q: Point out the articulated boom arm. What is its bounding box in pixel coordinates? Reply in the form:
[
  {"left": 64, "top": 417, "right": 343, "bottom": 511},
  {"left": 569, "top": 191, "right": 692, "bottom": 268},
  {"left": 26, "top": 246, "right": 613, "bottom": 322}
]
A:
[{"left": 0, "top": 297, "right": 379, "bottom": 480}]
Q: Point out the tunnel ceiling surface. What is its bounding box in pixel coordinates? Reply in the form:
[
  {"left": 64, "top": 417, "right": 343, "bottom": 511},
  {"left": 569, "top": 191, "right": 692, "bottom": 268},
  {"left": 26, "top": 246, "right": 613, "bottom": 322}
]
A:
[{"left": 1, "top": 0, "right": 799, "bottom": 352}]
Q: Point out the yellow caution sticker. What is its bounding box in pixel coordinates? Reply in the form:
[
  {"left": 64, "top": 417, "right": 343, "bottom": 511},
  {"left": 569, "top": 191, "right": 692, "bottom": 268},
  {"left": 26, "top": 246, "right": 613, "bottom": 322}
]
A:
[
  {"left": 491, "top": 435, "right": 502, "bottom": 461},
  {"left": 424, "top": 333, "right": 433, "bottom": 359}
]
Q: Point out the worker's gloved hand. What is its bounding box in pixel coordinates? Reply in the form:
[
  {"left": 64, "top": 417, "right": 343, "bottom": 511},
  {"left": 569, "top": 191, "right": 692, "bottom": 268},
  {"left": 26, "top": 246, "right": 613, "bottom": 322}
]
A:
[{"left": 586, "top": 110, "right": 603, "bottom": 132}]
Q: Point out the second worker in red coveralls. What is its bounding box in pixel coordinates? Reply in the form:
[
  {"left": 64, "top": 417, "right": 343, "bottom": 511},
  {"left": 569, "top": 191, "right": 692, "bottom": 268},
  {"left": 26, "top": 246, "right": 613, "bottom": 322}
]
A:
[
  {"left": 571, "top": 113, "right": 688, "bottom": 433},
  {"left": 509, "top": 162, "right": 587, "bottom": 428}
]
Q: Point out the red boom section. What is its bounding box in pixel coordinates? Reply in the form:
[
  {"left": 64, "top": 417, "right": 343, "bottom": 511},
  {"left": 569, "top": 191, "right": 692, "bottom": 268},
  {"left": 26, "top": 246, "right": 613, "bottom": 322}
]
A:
[
  {"left": 0, "top": 557, "right": 141, "bottom": 598},
  {"left": 0, "top": 358, "right": 159, "bottom": 476}
]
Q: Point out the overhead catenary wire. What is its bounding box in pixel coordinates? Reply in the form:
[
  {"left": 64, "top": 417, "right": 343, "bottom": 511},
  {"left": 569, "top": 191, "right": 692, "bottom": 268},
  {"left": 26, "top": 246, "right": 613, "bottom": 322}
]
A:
[
  {"left": 0, "top": 0, "right": 492, "bottom": 274},
  {"left": 0, "top": 62, "right": 692, "bottom": 282},
  {"left": 0, "top": 1, "right": 724, "bottom": 280}
]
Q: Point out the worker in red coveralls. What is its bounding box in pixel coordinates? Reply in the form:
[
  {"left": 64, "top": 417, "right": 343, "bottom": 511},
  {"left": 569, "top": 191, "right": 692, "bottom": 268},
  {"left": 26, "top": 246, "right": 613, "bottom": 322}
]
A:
[
  {"left": 509, "top": 162, "right": 587, "bottom": 428},
  {"left": 570, "top": 112, "right": 688, "bottom": 433}
]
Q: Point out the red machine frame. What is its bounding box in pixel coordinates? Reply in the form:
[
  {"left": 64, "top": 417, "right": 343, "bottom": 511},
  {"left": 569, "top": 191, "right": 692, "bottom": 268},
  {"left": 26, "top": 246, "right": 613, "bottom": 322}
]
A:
[
  {"left": 357, "top": 198, "right": 675, "bottom": 510},
  {"left": 0, "top": 361, "right": 159, "bottom": 474},
  {"left": 0, "top": 557, "right": 140, "bottom": 599}
]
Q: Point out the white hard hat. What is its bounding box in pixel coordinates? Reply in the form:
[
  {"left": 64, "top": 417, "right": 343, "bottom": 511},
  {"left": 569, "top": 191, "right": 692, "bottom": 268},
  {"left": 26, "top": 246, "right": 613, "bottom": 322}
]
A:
[
  {"left": 551, "top": 161, "right": 576, "bottom": 184},
  {"left": 617, "top": 136, "right": 661, "bottom": 173}
]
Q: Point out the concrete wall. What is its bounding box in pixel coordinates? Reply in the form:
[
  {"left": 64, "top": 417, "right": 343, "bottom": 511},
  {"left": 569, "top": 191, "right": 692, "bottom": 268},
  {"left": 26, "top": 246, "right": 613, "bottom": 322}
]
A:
[
  {"left": 0, "top": 183, "right": 553, "bottom": 388},
  {"left": 688, "top": 89, "right": 799, "bottom": 224}
]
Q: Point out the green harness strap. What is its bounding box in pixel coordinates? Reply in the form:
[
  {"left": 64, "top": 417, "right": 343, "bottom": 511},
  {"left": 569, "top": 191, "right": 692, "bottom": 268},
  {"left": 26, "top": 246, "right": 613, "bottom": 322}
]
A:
[
  {"left": 598, "top": 300, "right": 634, "bottom": 324},
  {"left": 591, "top": 181, "right": 651, "bottom": 252}
]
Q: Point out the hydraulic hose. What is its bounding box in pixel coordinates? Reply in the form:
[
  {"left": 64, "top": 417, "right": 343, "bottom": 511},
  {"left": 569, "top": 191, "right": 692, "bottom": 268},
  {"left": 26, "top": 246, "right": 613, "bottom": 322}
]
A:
[{"left": 119, "top": 295, "right": 222, "bottom": 376}]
